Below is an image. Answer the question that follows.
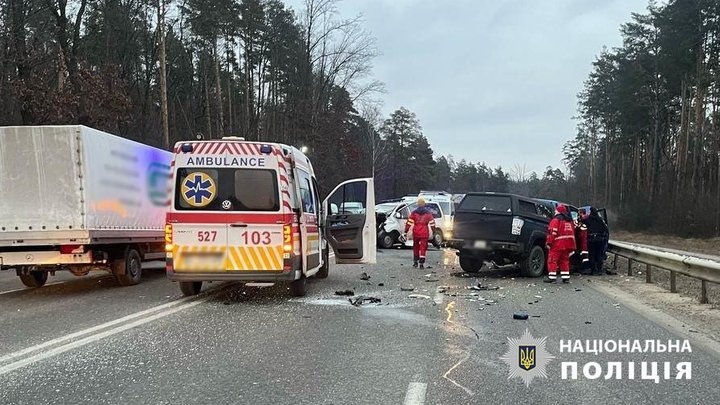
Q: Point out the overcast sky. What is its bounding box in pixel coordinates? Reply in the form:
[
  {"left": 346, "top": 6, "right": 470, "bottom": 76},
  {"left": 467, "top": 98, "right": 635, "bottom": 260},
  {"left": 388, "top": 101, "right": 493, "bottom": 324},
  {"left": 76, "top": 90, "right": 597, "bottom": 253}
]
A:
[{"left": 288, "top": 0, "right": 649, "bottom": 175}]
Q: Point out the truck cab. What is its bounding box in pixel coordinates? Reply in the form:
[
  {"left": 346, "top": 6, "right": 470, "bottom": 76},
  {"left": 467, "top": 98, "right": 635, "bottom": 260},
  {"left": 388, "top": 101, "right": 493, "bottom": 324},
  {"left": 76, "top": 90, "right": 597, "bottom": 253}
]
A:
[{"left": 166, "top": 139, "right": 375, "bottom": 297}]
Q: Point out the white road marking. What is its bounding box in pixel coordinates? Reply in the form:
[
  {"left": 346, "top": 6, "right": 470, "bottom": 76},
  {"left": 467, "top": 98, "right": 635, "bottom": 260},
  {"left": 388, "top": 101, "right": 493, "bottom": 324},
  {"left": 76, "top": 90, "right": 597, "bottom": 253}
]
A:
[
  {"left": 0, "top": 282, "right": 64, "bottom": 296},
  {"left": 443, "top": 353, "right": 474, "bottom": 396},
  {"left": 0, "top": 297, "right": 209, "bottom": 376},
  {"left": 0, "top": 284, "right": 230, "bottom": 366},
  {"left": 403, "top": 382, "right": 427, "bottom": 405}
]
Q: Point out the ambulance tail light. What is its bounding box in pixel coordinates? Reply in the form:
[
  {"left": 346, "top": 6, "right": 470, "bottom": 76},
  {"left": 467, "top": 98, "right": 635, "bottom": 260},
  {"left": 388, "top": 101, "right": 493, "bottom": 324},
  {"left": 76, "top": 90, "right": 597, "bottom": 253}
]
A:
[
  {"left": 165, "top": 224, "right": 173, "bottom": 253},
  {"left": 283, "top": 224, "right": 293, "bottom": 271},
  {"left": 283, "top": 224, "right": 293, "bottom": 253}
]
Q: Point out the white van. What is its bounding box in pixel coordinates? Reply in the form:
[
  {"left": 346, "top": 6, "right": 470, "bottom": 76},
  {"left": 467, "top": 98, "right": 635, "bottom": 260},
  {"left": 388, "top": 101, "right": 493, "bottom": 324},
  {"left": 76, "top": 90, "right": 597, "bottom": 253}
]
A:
[
  {"left": 165, "top": 138, "right": 376, "bottom": 297},
  {"left": 418, "top": 191, "right": 455, "bottom": 240},
  {"left": 378, "top": 201, "right": 446, "bottom": 248}
]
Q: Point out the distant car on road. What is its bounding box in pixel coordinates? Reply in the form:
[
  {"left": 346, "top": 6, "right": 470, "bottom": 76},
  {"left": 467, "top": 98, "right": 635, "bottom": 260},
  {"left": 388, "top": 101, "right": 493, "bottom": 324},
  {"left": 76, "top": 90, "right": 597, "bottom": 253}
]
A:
[{"left": 448, "top": 192, "right": 554, "bottom": 277}]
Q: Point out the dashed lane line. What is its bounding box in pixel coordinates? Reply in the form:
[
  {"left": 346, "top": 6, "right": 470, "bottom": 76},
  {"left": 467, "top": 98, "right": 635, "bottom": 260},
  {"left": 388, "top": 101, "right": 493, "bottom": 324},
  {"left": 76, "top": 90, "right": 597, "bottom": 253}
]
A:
[{"left": 403, "top": 382, "right": 427, "bottom": 405}]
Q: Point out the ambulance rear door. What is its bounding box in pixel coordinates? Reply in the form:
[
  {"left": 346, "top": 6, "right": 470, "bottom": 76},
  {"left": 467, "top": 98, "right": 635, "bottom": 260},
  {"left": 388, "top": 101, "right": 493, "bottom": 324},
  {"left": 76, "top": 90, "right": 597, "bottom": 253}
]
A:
[
  {"left": 169, "top": 143, "right": 229, "bottom": 272},
  {"left": 224, "top": 143, "right": 285, "bottom": 272},
  {"left": 322, "top": 178, "right": 376, "bottom": 264}
]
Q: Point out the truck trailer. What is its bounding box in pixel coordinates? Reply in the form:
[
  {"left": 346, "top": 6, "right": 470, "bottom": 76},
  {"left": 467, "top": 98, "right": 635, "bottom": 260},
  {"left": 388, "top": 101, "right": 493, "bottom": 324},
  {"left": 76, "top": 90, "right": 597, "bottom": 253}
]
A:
[{"left": 0, "top": 126, "right": 172, "bottom": 287}]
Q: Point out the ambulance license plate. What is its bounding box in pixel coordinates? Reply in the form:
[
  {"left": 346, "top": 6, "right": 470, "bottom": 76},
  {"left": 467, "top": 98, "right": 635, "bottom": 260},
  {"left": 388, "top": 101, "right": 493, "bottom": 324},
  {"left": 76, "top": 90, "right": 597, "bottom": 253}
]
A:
[{"left": 474, "top": 240, "right": 487, "bottom": 249}]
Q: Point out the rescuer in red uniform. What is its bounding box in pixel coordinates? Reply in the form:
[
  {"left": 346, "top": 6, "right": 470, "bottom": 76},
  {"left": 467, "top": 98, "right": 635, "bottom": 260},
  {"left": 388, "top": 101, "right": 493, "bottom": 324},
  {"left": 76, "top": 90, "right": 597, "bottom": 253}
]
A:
[
  {"left": 544, "top": 204, "right": 576, "bottom": 283},
  {"left": 404, "top": 198, "right": 436, "bottom": 268}
]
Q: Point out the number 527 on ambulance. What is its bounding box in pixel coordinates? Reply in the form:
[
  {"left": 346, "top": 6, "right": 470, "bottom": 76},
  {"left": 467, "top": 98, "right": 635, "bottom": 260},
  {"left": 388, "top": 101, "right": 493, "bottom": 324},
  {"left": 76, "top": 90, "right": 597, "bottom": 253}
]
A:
[{"left": 165, "top": 138, "right": 376, "bottom": 297}]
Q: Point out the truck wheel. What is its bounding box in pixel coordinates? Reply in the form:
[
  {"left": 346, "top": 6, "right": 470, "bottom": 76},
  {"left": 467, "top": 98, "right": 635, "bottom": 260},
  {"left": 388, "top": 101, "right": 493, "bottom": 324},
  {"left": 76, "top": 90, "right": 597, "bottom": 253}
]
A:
[
  {"left": 520, "top": 245, "right": 545, "bottom": 278},
  {"left": 459, "top": 256, "right": 481, "bottom": 273},
  {"left": 380, "top": 232, "right": 395, "bottom": 249},
  {"left": 432, "top": 231, "right": 443, "bottom": 248},
  {"left": 19, "top": 270, "right": 48, "bottom": 288},
  {"left": 289, "top": 276, "right": 307, "bottom": 297},
  {"left": 179, "top": 281, "right": 202, "bottom": 296},
  {"left": 316, "top": 247, "right": 330, "bottom": 279},
  {"left": 114, "top": 248, "right": 143, "bottom": 286}
]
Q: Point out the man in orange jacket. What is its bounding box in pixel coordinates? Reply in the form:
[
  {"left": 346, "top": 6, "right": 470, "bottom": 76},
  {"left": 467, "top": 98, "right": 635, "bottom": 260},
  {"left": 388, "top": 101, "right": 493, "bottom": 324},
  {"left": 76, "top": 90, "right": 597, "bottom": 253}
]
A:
[
  {"left": 404, "top": 199, "right": 436, "bottom": 268},
  {"left": 544, "top": 204, "right": 576, "bottom": 283}
]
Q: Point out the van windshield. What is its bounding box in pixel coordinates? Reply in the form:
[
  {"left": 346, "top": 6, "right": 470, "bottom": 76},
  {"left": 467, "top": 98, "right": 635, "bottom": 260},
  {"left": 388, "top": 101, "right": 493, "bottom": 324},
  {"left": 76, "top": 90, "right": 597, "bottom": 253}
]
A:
[{"left": 175, "top": 167, "right": 279, "bottom": 211}]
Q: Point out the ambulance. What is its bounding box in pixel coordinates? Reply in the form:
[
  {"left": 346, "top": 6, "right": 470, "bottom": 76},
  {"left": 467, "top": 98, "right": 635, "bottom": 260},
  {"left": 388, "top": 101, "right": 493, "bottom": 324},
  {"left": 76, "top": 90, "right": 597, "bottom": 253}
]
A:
[{"left": 165, "top": 138, "right": 376, "bottom": 297}]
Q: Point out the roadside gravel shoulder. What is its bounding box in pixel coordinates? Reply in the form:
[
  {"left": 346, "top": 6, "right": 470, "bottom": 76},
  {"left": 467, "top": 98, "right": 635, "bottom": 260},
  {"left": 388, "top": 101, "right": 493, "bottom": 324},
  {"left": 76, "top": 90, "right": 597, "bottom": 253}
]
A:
[{"left": 589, "top": 274, "right": 720, "bottom": 355}]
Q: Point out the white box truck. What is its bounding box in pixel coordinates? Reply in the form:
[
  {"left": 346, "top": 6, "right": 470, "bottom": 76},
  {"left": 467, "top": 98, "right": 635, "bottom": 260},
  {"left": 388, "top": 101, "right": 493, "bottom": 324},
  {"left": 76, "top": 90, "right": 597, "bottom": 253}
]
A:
[{"left": 0, "top": 126, "right": 172, "bottom": 287}]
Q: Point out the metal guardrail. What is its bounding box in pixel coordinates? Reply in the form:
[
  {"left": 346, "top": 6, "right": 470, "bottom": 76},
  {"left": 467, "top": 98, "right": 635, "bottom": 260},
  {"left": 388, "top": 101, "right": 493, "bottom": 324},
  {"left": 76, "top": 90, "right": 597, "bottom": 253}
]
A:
[{"left": 608, "top": 240, "right": 720, "bottom": 304}]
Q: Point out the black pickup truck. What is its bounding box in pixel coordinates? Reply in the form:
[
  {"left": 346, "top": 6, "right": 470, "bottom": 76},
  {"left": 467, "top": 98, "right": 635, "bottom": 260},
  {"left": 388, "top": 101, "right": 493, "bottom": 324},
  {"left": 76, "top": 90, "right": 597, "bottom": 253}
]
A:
[{"left": 448, "top": 192, "right": 555, "bottom": 277}]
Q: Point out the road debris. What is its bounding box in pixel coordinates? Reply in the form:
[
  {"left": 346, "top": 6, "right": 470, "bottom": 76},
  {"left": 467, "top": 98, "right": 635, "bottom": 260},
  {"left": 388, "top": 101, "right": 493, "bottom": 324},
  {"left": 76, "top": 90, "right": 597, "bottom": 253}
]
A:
[
  {"left": 585, "top": 321, "right": 592, "bottom": 324},
  {"left": 534, "top": 295, "right": 542, "bottom": 299},
  {"left": 575, "top": 288, "right": 582, "bottom": 292},
  {"left": 334, "top": 290, "right": 354, "bottom": 296},
  {"left": 425, "top": 278, "right": 439, "bottom": 282},
  {"left": 408, "top": 294, "right": 432, "bottom": 300},
  {"left": 349, "top": 295, "right": 381, "bottom": 306},
  {"left": 360, "top": 272, "right": 371, "bottom": 281},
  {"left": 400, "top": 286, "right": 415, "bottom": 292},
  {"left": 513, "top": 312, "right": 529, "bottom": 320},
  {"left": 378, "top": 283, "right": 385, "bottom": 287},
  {"left": 467, "top": 283, "right": 499, "bottom": 291}
]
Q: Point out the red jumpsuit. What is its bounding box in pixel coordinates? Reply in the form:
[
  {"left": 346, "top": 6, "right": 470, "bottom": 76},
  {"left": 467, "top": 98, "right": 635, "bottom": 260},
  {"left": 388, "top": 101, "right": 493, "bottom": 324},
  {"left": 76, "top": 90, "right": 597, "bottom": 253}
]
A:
[
  {"left": 404, "top": 208, "right": 436, "bottom": 265},
  {"left": 546, "top": 207, "right": 576, "bottom": 280},
  {"left": 577, "top": 220, "right": 589, "bottom": 265}
]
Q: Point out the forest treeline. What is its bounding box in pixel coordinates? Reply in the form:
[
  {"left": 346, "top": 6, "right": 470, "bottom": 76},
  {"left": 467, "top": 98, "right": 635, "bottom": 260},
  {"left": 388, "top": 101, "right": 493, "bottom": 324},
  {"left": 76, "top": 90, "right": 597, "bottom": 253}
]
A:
[
  {"left": 564, "top": 0, "right": 720, "bottom": 236},
  {"left": 3, "top": 0, "right": 715, "bottom": 236}
]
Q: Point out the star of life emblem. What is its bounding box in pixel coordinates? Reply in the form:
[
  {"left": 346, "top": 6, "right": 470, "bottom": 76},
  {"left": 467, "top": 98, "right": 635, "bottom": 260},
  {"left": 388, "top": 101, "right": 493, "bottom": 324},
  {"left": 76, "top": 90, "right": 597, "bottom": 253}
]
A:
[{"left": 500, "top": 329, "right": 555, "bottom": 387}]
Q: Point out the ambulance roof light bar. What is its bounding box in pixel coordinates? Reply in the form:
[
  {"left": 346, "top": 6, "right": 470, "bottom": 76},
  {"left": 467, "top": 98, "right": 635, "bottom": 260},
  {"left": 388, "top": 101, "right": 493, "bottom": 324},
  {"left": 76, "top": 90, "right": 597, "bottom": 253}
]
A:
[{"left": 222, "top": 136, "right": 245, "bottom": 140}]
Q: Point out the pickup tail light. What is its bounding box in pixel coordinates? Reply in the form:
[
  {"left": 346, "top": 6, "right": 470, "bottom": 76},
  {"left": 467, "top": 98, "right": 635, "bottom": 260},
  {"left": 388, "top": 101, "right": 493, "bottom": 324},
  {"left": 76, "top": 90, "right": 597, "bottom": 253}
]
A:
[{"left": 511, "top": 217, "right": 524, "bottom": 236}]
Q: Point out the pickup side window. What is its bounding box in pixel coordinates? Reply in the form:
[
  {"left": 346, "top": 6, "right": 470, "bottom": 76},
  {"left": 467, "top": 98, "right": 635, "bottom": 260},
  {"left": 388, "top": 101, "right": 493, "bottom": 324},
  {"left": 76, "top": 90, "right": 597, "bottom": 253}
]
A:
[
  {"left": 518, "top": 200, "right": 536, "bottom": 216},
  {"left": 536, "top": 204, "right": 553, "bottom": 219}
]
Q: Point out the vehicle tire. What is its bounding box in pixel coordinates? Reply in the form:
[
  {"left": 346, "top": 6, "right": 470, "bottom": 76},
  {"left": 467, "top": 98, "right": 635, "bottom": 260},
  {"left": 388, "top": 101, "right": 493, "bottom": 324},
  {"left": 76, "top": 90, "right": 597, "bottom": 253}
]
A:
[
  {"left": 114, "top": 248, "right": 143, "bottom": 286},
  {"left": 179, "top": 281, "right": 202, "bottom": 296},
  {"left": 289, "top": 275, "right": 307, "bottom": 297},
  {"left": 316, "top": 247, "right": 330, "bottom": 279},
  {"left": 380, "top": 232, "right": 395, "bottom": 249},
  {"left": 19, "top": 270, "right": 48, "bottom": 288},
  {"left": 432, "top": 230, "right": 443, "bottom": 248},
  {"left": 520, "top": 245, "right": 546, "bottom": 278},
  {"left": 459, "top": 255, "right": 481, "bottom": 273}
]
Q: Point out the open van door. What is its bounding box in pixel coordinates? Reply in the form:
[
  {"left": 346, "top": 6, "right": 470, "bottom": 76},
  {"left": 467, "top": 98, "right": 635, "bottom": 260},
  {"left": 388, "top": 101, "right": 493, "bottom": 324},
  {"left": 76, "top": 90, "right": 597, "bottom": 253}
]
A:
[{"left": 323, "top": 178, "right": 376, "bottom": 264}]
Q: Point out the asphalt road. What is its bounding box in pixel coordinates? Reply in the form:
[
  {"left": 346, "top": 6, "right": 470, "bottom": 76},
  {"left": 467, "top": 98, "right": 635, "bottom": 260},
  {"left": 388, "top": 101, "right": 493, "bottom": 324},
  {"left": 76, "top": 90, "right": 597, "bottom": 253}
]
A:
[{"left": 0, "top": 249, "right": 718, "bottom": 404}]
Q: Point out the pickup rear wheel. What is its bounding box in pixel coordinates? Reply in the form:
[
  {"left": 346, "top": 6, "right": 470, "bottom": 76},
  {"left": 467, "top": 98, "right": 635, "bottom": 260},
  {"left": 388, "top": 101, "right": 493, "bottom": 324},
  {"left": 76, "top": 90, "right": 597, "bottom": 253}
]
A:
[
  {"left": 520, "top": 245, "right": 546, "bottom": 278},
  {"left": 19, "top": 269, "right": 48, "bottom": 288},
  {"left": 459, "top": 256, "right": 481, "bottom": 273},
  {"left": 114, "top": 248, "right": 143, "bottom": 286},
  {"left": 179, "top": 281, "right": 202, "bottom": 296}
]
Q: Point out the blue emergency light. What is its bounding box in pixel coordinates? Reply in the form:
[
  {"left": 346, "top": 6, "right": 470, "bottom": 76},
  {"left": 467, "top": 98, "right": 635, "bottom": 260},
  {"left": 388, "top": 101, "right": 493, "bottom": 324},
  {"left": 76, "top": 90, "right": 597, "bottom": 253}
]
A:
[
  {"left": 181, "top": 143, "right": 193, "bottom": 153},
  {"left": 260, "top": 145, "right": 272, "bottom": 154}
]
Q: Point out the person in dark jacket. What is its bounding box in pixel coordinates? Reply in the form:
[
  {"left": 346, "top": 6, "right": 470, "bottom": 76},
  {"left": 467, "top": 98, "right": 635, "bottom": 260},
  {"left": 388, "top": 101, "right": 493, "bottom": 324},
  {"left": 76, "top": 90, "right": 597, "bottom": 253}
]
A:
[{"left": 582, "top": 207, "right": 609, "bottom": 275}]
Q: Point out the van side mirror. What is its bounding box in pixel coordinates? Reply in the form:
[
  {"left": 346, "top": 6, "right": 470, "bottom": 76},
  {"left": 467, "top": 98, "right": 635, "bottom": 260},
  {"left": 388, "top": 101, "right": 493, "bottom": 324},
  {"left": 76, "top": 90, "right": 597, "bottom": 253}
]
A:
[
  {"left": 330, "top": 203, "right": 339, "bottom": 215},
  {"left": 394, "top": 212, "right": 402, "bottom": 219}
]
